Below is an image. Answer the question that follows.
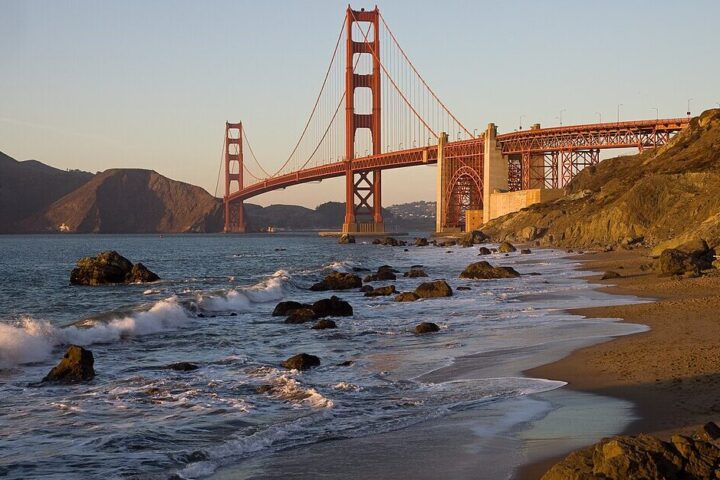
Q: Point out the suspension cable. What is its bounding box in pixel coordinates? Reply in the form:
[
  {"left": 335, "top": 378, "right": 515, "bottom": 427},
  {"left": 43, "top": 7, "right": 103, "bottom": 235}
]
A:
[{"left": 379, "top": 13, "right": 473, "bottom": 138}]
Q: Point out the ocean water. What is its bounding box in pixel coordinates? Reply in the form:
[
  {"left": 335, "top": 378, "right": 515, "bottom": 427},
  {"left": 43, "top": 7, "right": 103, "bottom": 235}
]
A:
[{"left": 0, "top": 234, "right": 645, "bottom": 479}]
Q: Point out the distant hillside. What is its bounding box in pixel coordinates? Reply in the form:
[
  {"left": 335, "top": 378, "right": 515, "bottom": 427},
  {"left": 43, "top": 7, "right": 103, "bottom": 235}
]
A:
[
  {"left": 22, "top": 168, "right": 224, "bottom": 233},
  {"left": 483, "top": 109, "right": 720, "bottom": 251},
  {"left": 0, "top": 152, "right": 436, "bottom": 233},
  {"left": 0, "top": 151, "right": 93, "bottom": 232}
]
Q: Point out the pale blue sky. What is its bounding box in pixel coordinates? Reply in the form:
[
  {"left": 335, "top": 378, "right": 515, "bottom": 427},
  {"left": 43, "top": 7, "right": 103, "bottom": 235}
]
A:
[{"left": 1, "top": 0, "right": 719, "bottom": 207}]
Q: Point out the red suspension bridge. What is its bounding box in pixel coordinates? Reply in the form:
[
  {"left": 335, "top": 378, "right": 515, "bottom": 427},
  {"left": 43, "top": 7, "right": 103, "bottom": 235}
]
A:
[{"left": 223, "top": 6, "right": 689, "bottom": 234}]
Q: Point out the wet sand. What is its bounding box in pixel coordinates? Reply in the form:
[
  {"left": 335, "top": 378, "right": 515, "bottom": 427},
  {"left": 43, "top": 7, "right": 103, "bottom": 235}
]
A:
[{"left": 517, "top": 248, "right": 720, "bottom": 479}]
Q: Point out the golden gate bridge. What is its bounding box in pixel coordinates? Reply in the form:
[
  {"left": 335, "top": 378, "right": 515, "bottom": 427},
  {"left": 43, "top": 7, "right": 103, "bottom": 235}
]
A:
[{"left": 222, "top": 6, "right": 689, "bottom": 234}]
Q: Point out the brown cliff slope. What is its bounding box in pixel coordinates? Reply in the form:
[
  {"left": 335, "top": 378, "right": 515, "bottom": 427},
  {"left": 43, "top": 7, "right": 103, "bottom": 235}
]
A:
[
  {"left": 482, "top": 109, "right": 720, "bottom": 251},
  {"left": 24, "top": 168, "right": 223, "bottom": 233}
]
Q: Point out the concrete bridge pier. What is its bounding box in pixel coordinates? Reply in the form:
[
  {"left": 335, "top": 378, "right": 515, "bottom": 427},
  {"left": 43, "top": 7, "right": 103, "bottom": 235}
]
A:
[{"left": 482, "top": 123, "right": 508, "bottom": 224}]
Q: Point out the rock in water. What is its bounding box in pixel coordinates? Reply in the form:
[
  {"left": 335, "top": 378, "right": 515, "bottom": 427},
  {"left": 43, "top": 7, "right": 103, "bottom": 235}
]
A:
[
  {"left": 364, "top": 285, "right": 396, "bottom": 297},
  {"left": 364, "top": 265, "right": 397, "bottom": 282},
  {"left": 459, "top": 261, "right": 520, "bottom": 279},
  {"left": 395, "top": 292, "right": 420, "bottom": 302},
  {"left": 338, "top": 234, "right": 355, "bottom": 244},
  {"left": 285, "top": 308, "right": 317, "bottom": 324},
  {"left": 404, "top": 268, "right": 428, "bottom": 278},
  {"left": 520, "top": 249, "right": 532, "bottom": 255},
  {"left": 462, "top": 230, "right": 489, "bottom": 245},
  {"left": 415, "top": 322, "right": 440, "bottom": 334},
  {"left": 478, "top": 247, "right": 492, "bottom": 255},
  {"left": 601, "top": 271, "right": 622, "bottom": 280},
  {"left": 311, "top": 296, "right": 353, "bottom": 317},
  {"left": 414, "top": 237, "right": 429, "bottom": 247},
  {"left": 282, "top": 353, "right": 320, "bottom": 371},
  {"left": 165, "top": 362, "right": 199, "bottom": 371},
  {"left": 312, "top": 319, "right": 337, "bottom": 330},
  {"left": 310, "top": 271, "right": 362, "bottom": 291},
  {"left": 498, "top": 241, "right": 517, "bottom": 253},
  {"left": 272, "top": 301, "right": 309, "bottom": 316},
  {"left": 42, "top": 345, "right": 95, "bottom": 384},
  {"left": 127, "top": 263, "right": 160, "bottom": 283},
  {"left": 70, "top": 251, "right": 159, "bottom": 285},
  {"left": 415, "top": 280, "right": 453, "bottom": 298}
]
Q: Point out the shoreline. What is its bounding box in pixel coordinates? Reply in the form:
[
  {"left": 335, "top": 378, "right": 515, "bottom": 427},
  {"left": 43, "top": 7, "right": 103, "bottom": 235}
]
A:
[{"left": 516, "top": 248, "right": 720, "bottom": 479}]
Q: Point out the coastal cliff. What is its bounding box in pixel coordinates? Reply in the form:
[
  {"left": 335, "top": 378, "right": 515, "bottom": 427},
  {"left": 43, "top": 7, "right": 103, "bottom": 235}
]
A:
[{"left": 483, "top": 109, "right": 720, "bottom": 252}]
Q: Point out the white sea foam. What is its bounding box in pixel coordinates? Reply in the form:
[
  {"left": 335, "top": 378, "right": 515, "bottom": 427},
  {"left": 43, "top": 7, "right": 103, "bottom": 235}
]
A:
[
  {"left": 200, "top": 270, "right": 290, "bottom": 312},
  {"left": 0, "top": 297, "right": 191, "bottom": 369}
]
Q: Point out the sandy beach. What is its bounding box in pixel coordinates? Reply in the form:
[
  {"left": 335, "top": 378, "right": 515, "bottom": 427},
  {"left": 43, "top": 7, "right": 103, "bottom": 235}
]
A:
[{"left": 518, "top": 248, "right": 720, "bottom": 479}]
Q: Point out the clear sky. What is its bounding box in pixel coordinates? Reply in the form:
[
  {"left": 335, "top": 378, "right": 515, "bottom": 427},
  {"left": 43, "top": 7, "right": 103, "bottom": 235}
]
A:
[{"left": 2, "top": 0, "right": 719, "bottom": 207}]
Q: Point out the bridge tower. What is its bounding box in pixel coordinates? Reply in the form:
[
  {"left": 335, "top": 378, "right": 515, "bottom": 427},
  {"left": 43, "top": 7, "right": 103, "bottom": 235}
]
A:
[
  {"left": 224, "top": 122, "right": 246, "bottom": 233},
  {"left": 343, "top": 6, "right": 384, "bottom": 233}
]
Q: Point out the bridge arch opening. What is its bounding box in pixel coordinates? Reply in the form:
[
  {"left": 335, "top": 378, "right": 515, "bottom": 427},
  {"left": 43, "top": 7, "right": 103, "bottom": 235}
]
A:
[{"left": 444, "top": 166, "right": 483, "bottom": 231}]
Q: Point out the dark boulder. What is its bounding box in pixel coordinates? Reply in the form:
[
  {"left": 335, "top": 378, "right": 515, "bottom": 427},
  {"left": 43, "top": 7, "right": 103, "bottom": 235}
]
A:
[
  {"left": 281, "top": 353, "right": 320, "bottom": 371},
  {"left": 364, "top": 285, "right": 396, "bottom": 297},
  {"left": 415, "top": 237, "right": 429, "bottom": 247},
  {"left": 415, "top": 280, "right": 453, "bottom": 298},
  {"left": 498, "top": 241, "right": 516, "bottom": 253},
  {"left": 165, "top": 362, "right": 199, "bottom": 371},
  {"left": 601, "top": 271, "right": 622, "bottom": 280},
  {"left": 460, "top": 261, "right": 520, "bottom": 279},
  {"left": 462, "top": 230, "right": 489, "bottom": 245},
  {"left": 415, "top": 322, "right": 440, "bottom": 334},
  {"left": 364, "top": 265, "right": 397, "bottom": 282},
  {"left": 312, "top": 296, "right": 353, "bottom": 317},
  {"left": 338, "top": 234, "right": 356, "bottom": 244},
  {"left": 404, "top": 268, "right": 428, "bottom": 278},
  {"left": 312, "top": 319, "right": 337, "bottom": 330},
  {"left": 478, "top": 247, "right": 492, "bottom": 255},
  {"left": 457, "top": 286, "right": 471, "bottom": 291},
  {"left": 359, "top": 285, "right": 374, "bottom": 293},
  {"left": 310, "top": 271, "right": 362, "bottom": 291},
  {"left": 658, "top": 239, "right": 715, "bottom": 276},
  {"left": 520, "top": 249, "right": 532, "bottom": 255},
  {"left": 285, "top": 308, "right": 318, "bottom": 324},
  {"left": 42, "top": 345, "right": 95, "bottom": 384},
  {"left": 70, "top": 251, "right": 159, "bottom": 285},
  {"left": 395, "top": 292, "right": 420, "bottom": 302},
  {"left": 272, "top": 301, "right": 309, "bottom": 316}
]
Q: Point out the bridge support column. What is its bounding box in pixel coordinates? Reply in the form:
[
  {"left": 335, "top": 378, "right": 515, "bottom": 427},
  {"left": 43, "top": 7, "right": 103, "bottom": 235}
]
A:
[
  {"left": 342, "top": 6, "right": 384, "bottom": 234},
  {"left": 483, "top": 123, "right": 508, "bottom": 224},
  {"left": 224, "top": 121, "right": 246, "bottom": 233},
  {"left": 521, "top": 152, "right": 546, "bottom": 189},
  {"left": 435, "top": 132, "right": 449, "bottom": 233}
]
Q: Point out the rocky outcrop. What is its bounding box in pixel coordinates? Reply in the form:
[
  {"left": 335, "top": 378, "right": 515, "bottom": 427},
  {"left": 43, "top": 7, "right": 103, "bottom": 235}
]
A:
[
  {"left": 415, "top": 322, "right": 440, "bottom": 334},
  {"left": 498, "top": 241, "right": 517, "bottom": 253},
  {"left": 364, "top": 265, "right": 397, "bottom": 282},
  {"left": 338, "top": 234, "right": 355, "bottom": 244},
  {"left": 459, "top": 261, "right": 520, "bottom": 279},
  {"left": 657, "top": 239, "right": 715, "bottom": 275},
  {"left": 310, "top": 271, "right": 362, "bottom": 291},
  {"left": 542, "top": 423, "right": 720, "bottom": 480},
  {"left": 311, "top": 296, "right": 353, "bottom": 317},
  {"left": 461, "top": 230, "right": 488, "bottom": 245},
  {"left": 483, "top": 110, "right": 720, "bottom": 251},
  {"left": 281, "top": 353, "right": 320, "bottom": 371},
  {"left": 415, "top": 237, "right": 429, "bottom": 247},
  {"left": 404, "top": 268, "right": 428, "bottom": 278},
  {"left": 372, "top": 236, "right": 407, "bottom": 247},
  {"left": 312, "top": 319, "right": 337, "bottom": 330},
  {"left": 42, "top": 345, "right": 95, "bottom": 384},
  {"left": 415, "top": 280, "right": 453, "bottom": 298},
  {"left": 70, "top": 251, "right": 159, "bottom": 285},
  {"left": 364, "top": 285, "right": 397, "bottom": 297},
  {"left": 395, "top": 292, "right": 420, "bottom": 302}
]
